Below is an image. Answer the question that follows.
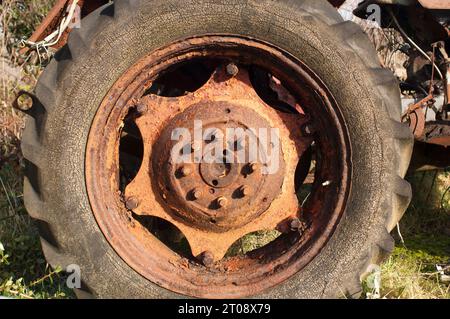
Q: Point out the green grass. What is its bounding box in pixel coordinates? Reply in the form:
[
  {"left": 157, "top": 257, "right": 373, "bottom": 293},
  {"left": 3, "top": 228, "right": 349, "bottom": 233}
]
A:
[
  {"left": 379, "top": 245, "right": 449, "bottom": 299},
  {"left": 0, "top": 162, "right": 74, "bottom": 299}
]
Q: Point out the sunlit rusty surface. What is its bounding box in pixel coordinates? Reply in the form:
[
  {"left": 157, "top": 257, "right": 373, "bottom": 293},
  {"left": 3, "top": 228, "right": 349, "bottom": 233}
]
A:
[{"left": 124, "top": 67, "right": 311, "bottom": 261}]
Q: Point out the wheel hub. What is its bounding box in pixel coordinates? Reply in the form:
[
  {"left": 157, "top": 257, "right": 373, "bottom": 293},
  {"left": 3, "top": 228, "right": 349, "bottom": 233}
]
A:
[
  {"left": 153, "top": 101, "right": 285, "bottom": 231},
  {"left": 119, "top": 64, "right": 307, "bottom": 260}
]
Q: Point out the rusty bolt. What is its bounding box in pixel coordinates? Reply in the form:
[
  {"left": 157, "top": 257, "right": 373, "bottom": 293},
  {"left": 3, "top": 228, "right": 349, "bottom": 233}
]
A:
[
  {"left": 180, "top": 166, "right": 192, "bottom": 177},
  {"left": 290, "top": 218, "right": 306, "bottom": 232},
  {"left": 290, "top": 218, "right": 300, "bottom": 230},
  {"left": 226, "top": 63, "right": 239, "bottom": 77},
  {"left": 125, "top": 197, "right": 139, "bottom": 210},
  {"left": 135, "top": 103, "right": 148, "bottom": 115},
  {"left": 192, "top": 189, "right": 203, "bottom": 200},
  {"left": 200, "top": 251, "right": 214, "bottom": 267},
  {"left": 216, "top": 196, "right": 228, "bottom": 208},
  {"left": 248, "top": 162, "right": 259, "bottom": 174},
  {"left": 240, "top": 186, "right": 252, "bottom": 197}
]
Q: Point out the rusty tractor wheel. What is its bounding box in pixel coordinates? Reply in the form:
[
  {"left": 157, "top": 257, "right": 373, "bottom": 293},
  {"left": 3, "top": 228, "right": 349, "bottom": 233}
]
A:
[{"left": 22, "top": 0, "right": 413, "bottom": 298}]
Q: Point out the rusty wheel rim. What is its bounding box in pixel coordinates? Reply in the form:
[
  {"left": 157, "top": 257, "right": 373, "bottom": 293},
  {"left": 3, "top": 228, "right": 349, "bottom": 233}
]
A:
[{"left": 86, "top": 36, "right": 351, "bottom": 298}]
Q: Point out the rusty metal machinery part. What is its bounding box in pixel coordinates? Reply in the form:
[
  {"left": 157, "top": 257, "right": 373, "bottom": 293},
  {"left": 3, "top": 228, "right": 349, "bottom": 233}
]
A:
[
  {"left": 420, "top": 121, "right": 450, "bottom": 146},
  {"left": 86, "top": 36, "right": 350, "bottom": 298},
  {"left": 151, "top": 94, "right": 286, "bottom": 233},
  {"left": 408, "top": 108, "right": 426, "bottom": 138}
]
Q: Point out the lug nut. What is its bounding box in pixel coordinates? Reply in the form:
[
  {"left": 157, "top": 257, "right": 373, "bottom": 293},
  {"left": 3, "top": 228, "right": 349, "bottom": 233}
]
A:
[
  {"left": 248, "top": 162, "right": 258, "bottom": 174},
  {"left": 125, "top": 197, "right": 139, "bottom": 210},
  {"left": 290, "top": 218, "right": 301, "bottom": 231},
  {"left": 240, "top": 186, "right": 252, "bottom": 197},
  {"left": 192, "top": 189, "right": 202, "bottom": 200},
  {"left": 216, "top": 197, "right": 228, "bottom": 208},
  {"left": 180, "top": 166, "right": 192, "bottom": 177},
  {"left": 290, "top": 218, "right": 307, "bottom": 233},
  {"left": 226, "top": 63, "right": 239, "bottom": 77},
  {"left": 200, "top": 251, "right": 214, "bottom": 267}
]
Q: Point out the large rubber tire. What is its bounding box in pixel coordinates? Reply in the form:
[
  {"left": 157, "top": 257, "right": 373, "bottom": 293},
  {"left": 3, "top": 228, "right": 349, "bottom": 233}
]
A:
[{"left": 22, "top": 0, "right": 413, "bottom": 298}]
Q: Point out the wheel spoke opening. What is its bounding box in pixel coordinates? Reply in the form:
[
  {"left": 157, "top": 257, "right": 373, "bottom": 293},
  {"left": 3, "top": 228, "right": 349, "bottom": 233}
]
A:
[
  {"left": 226, "top": 230, "right": 282, "bottom": 257},
  {"left": 144, "top": 58, "right": 217, "bottom": 97},
  {"left": 119, "top": 109, "right": 144, "bottom": 193},
  {"left": 132, "top": 215, "right": 193, "bottom": 259}
]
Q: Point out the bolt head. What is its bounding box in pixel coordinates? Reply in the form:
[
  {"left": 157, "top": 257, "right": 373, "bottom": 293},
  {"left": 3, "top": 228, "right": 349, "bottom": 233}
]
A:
[
  {"left": 240, "top": 186, "right": 252, "bottom": 197},
  {"left": 290, "top": 218, "right": 301, "bottom": 231},
  {"left": 217, "top": 197, "right": 228, "bottom": 208},
  {"left": 290, "top": 218, "right": 307, "bottom": 233},
  {"left": 248, "top": 162, "right": 258, "bottom": 174},
  {"left": 180, "top": 166, "right": 192, "bottom": 177},
  {"left": 125, "top": 197, "right": 139, "bottom": 210},
  {"left": 226, "top": 63, "right": 239, "bottom": 76},
  {"left": 200, "top": 251, "right": 214, "bottom": 267},
  {"left": 192, "top": 189, "right": 202, "bottom": 200}
]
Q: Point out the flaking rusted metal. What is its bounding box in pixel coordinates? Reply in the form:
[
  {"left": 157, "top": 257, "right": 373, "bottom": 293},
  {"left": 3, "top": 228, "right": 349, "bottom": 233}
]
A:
[{"left": 124, "top": 67, "right": 309, "bottom": 261}]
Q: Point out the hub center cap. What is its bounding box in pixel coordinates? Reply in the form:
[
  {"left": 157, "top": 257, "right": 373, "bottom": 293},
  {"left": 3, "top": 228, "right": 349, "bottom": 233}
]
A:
[{"left": 153, "top": 101, "right": 285, "bottom": 232}]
